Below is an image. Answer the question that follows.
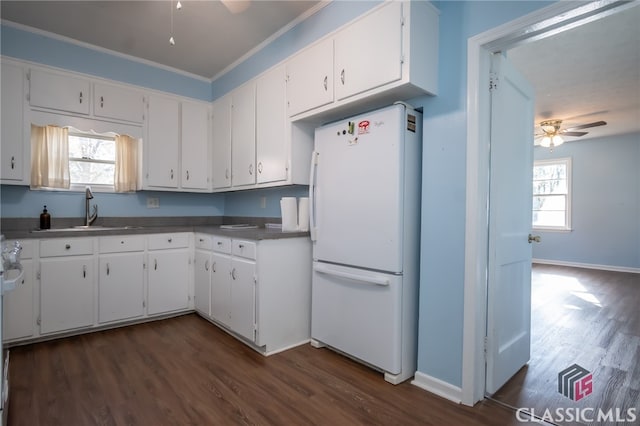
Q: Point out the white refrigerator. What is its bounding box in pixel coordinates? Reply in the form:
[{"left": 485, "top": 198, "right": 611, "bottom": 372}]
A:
[{"left": 309, "top": 103, "right": 422, "bottom": 384}]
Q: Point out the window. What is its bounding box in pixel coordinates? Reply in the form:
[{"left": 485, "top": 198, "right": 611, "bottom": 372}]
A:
[
  {"left": 532, "top": 158, "right": 571, "bottom": 230},
  {"left": 68, "top": 132, "right": 116, "bottom": 188}
]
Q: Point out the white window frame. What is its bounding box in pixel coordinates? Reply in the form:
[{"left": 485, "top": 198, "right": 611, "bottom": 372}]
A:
[
  {"left": 532, "top": 157, "right": 572, "bottom": 231},
  {"left": 68, "top": 131, "right": 116, "bottom": 193}
]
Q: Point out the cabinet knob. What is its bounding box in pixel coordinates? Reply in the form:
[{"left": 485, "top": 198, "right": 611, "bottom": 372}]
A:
[
  {"left": 83, "top": 265, "right": 87, "bottom": 278},
  {"left": 65, "top": 244, "right": 71, "bottom": 250},
  {"left": 100, "top": 96, "right": 104, "bottom": 108},
  {"left": 217, "top": 241, "right": 223, "bottom": 246},
  {"left": 231, "top": 267, "right": 237, "bottom": 280},
  {"left": 238, "top": 244, "right": 244, "bottom": 249},
  {"left": 168, "top": 238, "right": 173, "bottom": 243},
  {"left": 79, "top": 91, "right": 83, "bottom": 104},
  {"left": 170, "top": 169, "right": 174, "bottom": 180},
  {"left": 186, "top": 170, "right": 190, "bottom": 180}
]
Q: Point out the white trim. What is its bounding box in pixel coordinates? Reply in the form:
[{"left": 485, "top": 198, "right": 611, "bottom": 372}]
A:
[
  {"left": 0, "top": 19, "right": 211, "bottom": 82},
  {"left": 411, "top": 371, "right": 462, "bottom": 404},
  {"left": 533, "top": 258, "right": 640, "bottom": 274},
  {"left": 462, "top": 0, "right": 634, "bottom": 407},
  {"left": 210, "top": 1, "right": 331, "bottom": 82}
]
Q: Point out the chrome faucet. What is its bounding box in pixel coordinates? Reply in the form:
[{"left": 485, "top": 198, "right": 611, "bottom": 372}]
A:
[{"left": 85, "top": 186, "right": 98, "bottom": 226}]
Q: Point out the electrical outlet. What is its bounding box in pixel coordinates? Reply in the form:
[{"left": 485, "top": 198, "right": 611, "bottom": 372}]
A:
[
  {"left": 260, "top": 196, "right": 267, "bottom": 209},
  {"left": 147, "top": 197, "right": 160, "bottom": 208}
]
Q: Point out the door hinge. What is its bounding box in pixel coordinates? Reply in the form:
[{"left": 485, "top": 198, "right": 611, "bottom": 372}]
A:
[
  {"left": 489, "top": 73, "right": 498, "bottom": 91},
  {"left": 484, "top": 336, "right": 489, "bottom": 359}
]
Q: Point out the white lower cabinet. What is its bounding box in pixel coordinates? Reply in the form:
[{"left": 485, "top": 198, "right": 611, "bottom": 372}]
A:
[
  {"left": 2, "top": 240, "right": 34, "bottom": 342},
  {"left": 147, "top": 233, "right": 191, "bottom": 315},
  {"left": 98, "top": 253, "right": 144, "bottom": 323},
  {"left": 40, "top": 255, "right": 94, "bottom": 334},
  {"left": 202, "top": 236, "right": 312, "bottom": 354},
  {"left": 194, "top": 249, "right": 212, "bottom": 316}
]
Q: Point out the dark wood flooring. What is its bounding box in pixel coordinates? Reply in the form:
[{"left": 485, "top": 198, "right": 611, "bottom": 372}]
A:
[
  {"left": 493, "top": 264, "right": 640, "bottom": 426},
  {"left": 8, "top": 313, "right": 530, "bottom": 426}
]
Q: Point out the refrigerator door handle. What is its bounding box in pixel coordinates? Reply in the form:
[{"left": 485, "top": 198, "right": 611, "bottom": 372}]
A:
[
  {"left": 309, "top": 150, "right": 319, "bottom": 241},
  {"left": 314, "top": 263, "right": 390, "bottom": 286}
]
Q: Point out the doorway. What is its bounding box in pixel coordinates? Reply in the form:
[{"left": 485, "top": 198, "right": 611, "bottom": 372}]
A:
[{"left": 461, "top": 0, "right": 638, "bottom": 407}]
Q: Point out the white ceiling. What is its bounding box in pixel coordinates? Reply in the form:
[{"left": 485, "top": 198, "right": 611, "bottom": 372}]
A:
[
  {"left": 1, "top": 1, "right": 639, "bottom": 142},
  {"left": 508, "top": 4, "right": 640, "bottom": 142}
]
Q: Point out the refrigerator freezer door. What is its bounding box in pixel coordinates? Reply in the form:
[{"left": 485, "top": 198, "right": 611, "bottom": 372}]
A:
[
  {"left": 313, "top": 105, "right": 404, "bottom": 273},
  {"left": 311, "top": 262, "right": 402, "bottom": 374}
]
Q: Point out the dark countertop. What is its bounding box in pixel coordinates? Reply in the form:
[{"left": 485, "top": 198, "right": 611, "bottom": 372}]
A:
[{"left": 0, "top": 217, "right": 309, "bottom": 241}]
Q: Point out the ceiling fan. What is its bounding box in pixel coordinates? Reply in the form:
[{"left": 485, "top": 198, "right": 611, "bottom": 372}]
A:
[{"left": 535, "top": 119, "right": 607, "bottom": 150}]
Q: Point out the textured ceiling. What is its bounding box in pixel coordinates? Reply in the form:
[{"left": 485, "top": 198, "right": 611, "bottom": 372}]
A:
[{"left": 508, "top": 4, "right": 640, "bottom": 142}]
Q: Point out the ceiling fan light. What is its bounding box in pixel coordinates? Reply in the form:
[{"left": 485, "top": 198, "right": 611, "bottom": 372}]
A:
[
  {"left": 540, "top": 136, "right": 551, "bottom": 148},
  {"left": 552, "top": 135, "right": 564, "bottom": 146},
  {"left": 176, "top": 1, "right": 182, "bottom": 10}
]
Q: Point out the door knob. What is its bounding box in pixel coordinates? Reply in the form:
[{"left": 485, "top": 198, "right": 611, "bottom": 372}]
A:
[{"left": 528, "top": 234, "right": 541, "bottom": 244}]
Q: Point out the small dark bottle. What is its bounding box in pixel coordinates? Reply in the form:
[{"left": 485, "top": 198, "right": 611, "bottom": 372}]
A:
[{"left": 40, "top": 205, "right": 51, "bottom": 230}]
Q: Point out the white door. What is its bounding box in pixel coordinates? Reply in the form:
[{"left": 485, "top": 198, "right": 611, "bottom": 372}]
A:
[
  {"left": 210, "top": 252, "right": 232, "bottom": 326},
  {"left": 231, "top": 81, "right": 256, "bottom": 187},
  {"left": 194, "top": 250, "right": 212, "bottom": 316},
  {"left": 93, "top": 82, "right": 144, "bottom": 123},
  {"left": 211, "top": 95, "right": 232, "bottom": 189},
  {"left": 286, "top": 38, "right": 334, "bottom": 116},
  {"left": 230, "top": 257, "right": 256, "bottom": 342},
  {"left": 312, "top": 105, "right": 403, "bottom": 272},
  {"left": 147, "top": 95, "right": 179, "bottom": 188},
  {"left": 485, "top": 53, "right": 535, "bottom": 394},
  {"left": 98, "top": 253, "right": 144, "bottom": 323},
  {"left": 147, "top": 249, "right": 189, "bottom": 315},
  {"left": 1, "top": 61, "right": 24, "bottom": 181}
]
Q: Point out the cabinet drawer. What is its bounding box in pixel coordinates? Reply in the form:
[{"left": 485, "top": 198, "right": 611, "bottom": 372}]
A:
[
  {"left": 212, "top": 236, "right": 231, "bottom": 254},
  {"left": 99, "top": 235, "right": 145, "bottom": 253},
  {"left": 195, "top": 233, "right": 213, "bottom": 250},
  {"left": 232, "top": 240, "right": 256, "bottom": 260},
  {"left": 40, "top": 238, "right": 94, "bottom": 257},
  {"left": 147, "top": 233, "right": 189, "bottom": 250}
]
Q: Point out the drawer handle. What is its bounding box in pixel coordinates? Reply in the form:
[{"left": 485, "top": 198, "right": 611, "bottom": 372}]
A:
[
  {"left": 186, "top": 170, "right": 190, "bottom": 180},
  {"left": 79, "top": 91, "right": 83, "bottom": 104},
  {"left": 340, "top": 69, "right": 345, "bottom": 85},
  {"left": 154, "top": 259, "right": 158, "bottom": 270},
  {"left": 106, "top": 263, "right": 110, "bottom": 276},
  {"left": 11, "top": 156, "right": 15, "bottom": 169},
  {"left": 231, "top": 267, "right": 236, "bottom": 280},
  {"left": 83, "top": 265, "right": 86, "bottom": 278},
  {"left": 217, "top": 241, "right": 223, "bottom": 246},
  {"left": 323, "top": 75, "right": 328, "bottom": 91},
  {"left": 65, "top": 244, "right": 71, "bottom": 250},
  {"left": 170, "top": 169, "right": 174, "bottom": 180},
  {"left": 238, "top": 244, "right": 244, "bottom": 249},
  {"left": 199, "top": 238, "right": 204, "bottom": 242},
  {"left": 212, "top": 261, "right": 216, "bottom": 273},
  {"left": 100, "top": 96, "right": 104, "bottom": 108}
]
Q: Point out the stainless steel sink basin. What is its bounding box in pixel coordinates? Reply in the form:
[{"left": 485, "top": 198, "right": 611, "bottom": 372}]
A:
[{"left": 32, "top": 226, "right": 143, "bottom": 233}]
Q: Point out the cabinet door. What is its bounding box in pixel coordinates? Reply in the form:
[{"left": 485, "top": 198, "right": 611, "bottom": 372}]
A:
[
  {"left": 1, "top": 62, "right": 25, "bottom": 181},
  {"left": 147, "top": 249, "right": 189, "bottom": 315},
  {"left": 40, "top": 256, "right": 94, "bottom": 334},
  {"left": 93, "top": 82, "right": 145, "bottom": 123},
  {"left": 98, "top": 252, "right": 144, "bottom": 323},
  {"left": 211, "top": 95, "right": 232, "bottom": 189},
  {"left": 181, "top": 101, "right": 210, "bottom": 190},
  {"left": 334, "top": 1, "right": 403, "bottom": 101},
  {"left": 2, "top": 259, "right": 33, "bottom": 341},
  {"left": 256, "top": 64, "right": 288, "bottom": 184},
  {"left": 194, "top": 250, "right": 212, "bottom": 316},
  {"left": 147, "top": 95, "right": 179, "bottom": 188},
  {"left": 210, "top": 252, "right": 232, "bottom": 326},
  {"left": 29, "top": 68, "right": 91, "bottom": 115},
  {"left": 231, "top": 82, "right": 256, "bottom": 187},
  {"left": 230, "top": 257, "right": 256, "bottom": 342},
  {"left": 286, "top": 38, "right": 334, "bottom": 116}
]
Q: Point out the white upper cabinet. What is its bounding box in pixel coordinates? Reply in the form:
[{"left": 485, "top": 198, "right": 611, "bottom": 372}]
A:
[
  {"left": 334, "top": 1, "right": 403, "bottom": 101},
  {"left": 285, "top": 38, "right": 334, "bottom": 117},
  {"left": 146, "top": 94, "right": 180, "bottom": 188},
  {"left": 256, "top": 64, "right": 288, "bottom": 184},
  {"left": 286, "top": 1, "right": 438, "bottom": 121},
  {"left": 1, "top": 61, "right": 26, "bottom": 183},
  {"left": 181, "top": 100, "right": 210, "bottom": 190},
  {"left": 231, "top": 81, "right": 256, "bottom": 187},
  {"left": 93, "top": 82, "right": 145, "bottom": 123},
  {"left": 29, "top": 68, "right": 91, "bottom": 115},
  {"left": 211, "top": 95, "right": 232, "bottom": 190}
]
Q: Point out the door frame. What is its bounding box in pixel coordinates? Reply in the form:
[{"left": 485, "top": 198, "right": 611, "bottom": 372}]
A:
[{"left": 461, "top": 0, "right": 634, "bottom": 406}]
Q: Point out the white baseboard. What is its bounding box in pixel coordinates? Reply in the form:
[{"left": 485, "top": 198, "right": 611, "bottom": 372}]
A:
[
  {"left": 411, "top": 371, "right": 462, "bottom": 404},
  {"left": 533, "top": 258, "right": 640, "bottom": 274}
]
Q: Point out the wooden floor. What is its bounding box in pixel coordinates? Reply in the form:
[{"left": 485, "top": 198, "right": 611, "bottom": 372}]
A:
[
  {"left": 493, "top": 264, "right": 640, "bottom": 425},
  {"left": 6, "top": 314, "right": 530, "bottom": 426}
]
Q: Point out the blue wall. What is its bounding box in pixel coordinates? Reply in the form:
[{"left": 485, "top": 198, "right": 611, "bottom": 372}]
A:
[
  {"left": 533, "top": 132, "right": 640, "bottom": 269},
  {"left": 225, "top": 186, "right": 309, "bottom": 218}
]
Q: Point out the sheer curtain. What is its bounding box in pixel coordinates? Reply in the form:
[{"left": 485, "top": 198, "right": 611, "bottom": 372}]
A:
[
  {"left": 30, "top": 124, "right": 70, "bottom": 189},
  {"left": 114, "top": 134, "right": 139, "bottom": 192}
]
